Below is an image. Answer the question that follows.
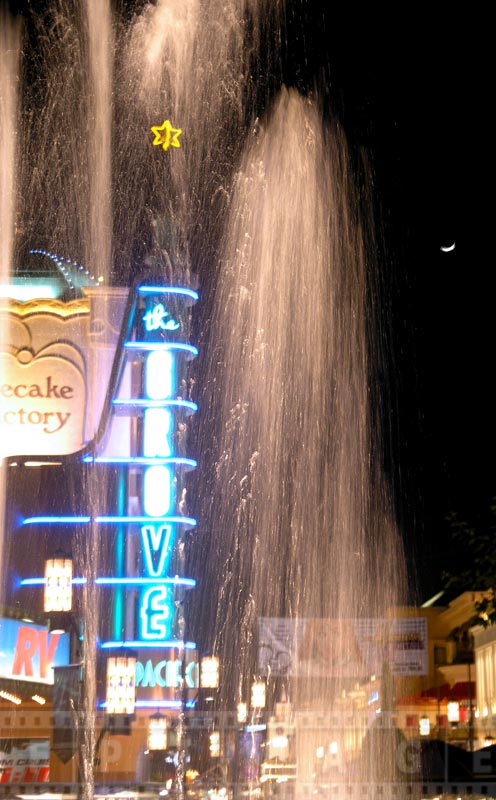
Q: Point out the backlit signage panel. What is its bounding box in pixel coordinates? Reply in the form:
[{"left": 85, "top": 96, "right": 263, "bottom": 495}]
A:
[
  {"left": 0, "top": 618, "right": 70, "bottom": 684},
  {"left": 0, "top": 739, "right": 49, "bottom": 784},
  {"left": 0, "top": 300, "right": 89, "bottom": 456},
  {"left": 258, "top": 617, "right": 428, "bottom": 677}
]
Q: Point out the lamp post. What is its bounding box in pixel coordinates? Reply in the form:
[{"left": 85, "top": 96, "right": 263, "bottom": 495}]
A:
[
  {"left": 44, "top": 554, "right": 84, "bottom": 779},
  {"left": 199, "top": 655, "right": 220, "bottom": 779},
  {"left": 439, "top": 698, "right": 463, "bottom": 790},
  {"left": 147, "top": 710, "right": 168, "bottom": 782},
  {"left": 90, "top": 652, "right": 137, "bottom": 777},
  {"left": 232, "top": 702, "right": 247, "bottom": 800},
  {"left": 230, "top": 682, "right": 268, "bottom": 800}
]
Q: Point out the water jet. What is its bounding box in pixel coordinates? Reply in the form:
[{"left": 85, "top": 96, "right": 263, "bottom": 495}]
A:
[{"left": 0, "top": 2, "right": 412, "bottom": 797}]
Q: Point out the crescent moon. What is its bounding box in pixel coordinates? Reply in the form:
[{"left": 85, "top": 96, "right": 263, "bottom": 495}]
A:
[{"left": 440, "top": 242, "right": 456, "bottom": 253}]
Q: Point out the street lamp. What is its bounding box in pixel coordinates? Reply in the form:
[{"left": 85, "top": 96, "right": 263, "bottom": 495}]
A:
[
  {"left": 200, "top": 655, "right": 220, "bottom": 689},
  {"left": 209, "top": 730, "right": 221, "bottom": 758},
  {"left": 251, "top": 681, "right": 266, "bottom": 710},
  {"left": 237, "top": 702, "right": 248, "bottom": 724},
  {"left": 148, "top": 711, "right": 168, "bottom": 751},
  {"left": 44, "top": 555, "right": 73, "bottom": 613},
  {"left": 105, "top": 653, "right": 136, "bottom": 716},
  {"left": 447, "top": 701, "right": 460, "bottom": 724},
  {"left": 419, "top": 716, "right": 430, "bottom": 736}
]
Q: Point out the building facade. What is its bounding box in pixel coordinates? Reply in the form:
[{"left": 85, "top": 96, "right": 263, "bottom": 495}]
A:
[{"left": 1, "top": 273, "right": 202, "bottom": 786}]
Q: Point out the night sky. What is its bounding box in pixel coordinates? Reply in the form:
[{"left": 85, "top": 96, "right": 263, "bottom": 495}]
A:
[
  {"left": 288, "top": 12, "right": 486, "bottom": 600},
  {"left": 5, "top": 3, "right": 486, "bottom": 601}
]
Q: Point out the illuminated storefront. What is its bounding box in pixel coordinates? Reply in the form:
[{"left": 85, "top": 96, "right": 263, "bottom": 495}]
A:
[
  {"left": 0, "top": 617, "right": 70, "bottom": 785},
  {"left": 1, "top": 277, "right": 200, "bottom": 783}
]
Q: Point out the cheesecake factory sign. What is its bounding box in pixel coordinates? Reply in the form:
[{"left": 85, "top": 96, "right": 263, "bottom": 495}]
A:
[{"left": 0, "top": 298, "right": 89, "bottom": 457}]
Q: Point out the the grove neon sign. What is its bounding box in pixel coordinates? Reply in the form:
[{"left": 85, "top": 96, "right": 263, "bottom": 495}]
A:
[
  {"left": 18, "top": 283, "right": 199, "bottom": 660},
  {"left": 101, "top": 283, "right": 199, "bottom": 648},
  {"left": 138, "top": 294, "right": 188, "bottom": 640}
]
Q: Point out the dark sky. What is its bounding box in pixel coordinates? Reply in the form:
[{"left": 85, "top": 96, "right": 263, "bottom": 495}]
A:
[{"left": 290, "top": 13, "right": 487, "bottom": 599}]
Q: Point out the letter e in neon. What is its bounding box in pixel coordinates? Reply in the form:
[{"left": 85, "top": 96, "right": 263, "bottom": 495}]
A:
[{"left": 139, "top": 586, "right": 172, "bottom": 640}]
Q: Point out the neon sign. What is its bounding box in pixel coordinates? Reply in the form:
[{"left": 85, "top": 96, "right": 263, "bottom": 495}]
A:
[
  {"left": 135, "top": 658, "right": 198, "bottom": 689},
  {"left": 143, "top": 304, "right": 180, "bottom": 332},
  {"left": 17, "top": 283, "right": 199, "bottom": 672},
  {"left": 111, "top": 285, "right": 198, "bottom": 647}
]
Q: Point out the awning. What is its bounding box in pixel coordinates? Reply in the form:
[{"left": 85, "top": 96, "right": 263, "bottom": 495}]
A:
[{"left": 397, "top": 681, "right": 476, "bottom": 705}]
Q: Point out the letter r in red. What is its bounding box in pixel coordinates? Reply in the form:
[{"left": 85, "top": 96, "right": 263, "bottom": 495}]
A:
[{"left": 12, "top": 626, "right": 38, "bottom": 677}]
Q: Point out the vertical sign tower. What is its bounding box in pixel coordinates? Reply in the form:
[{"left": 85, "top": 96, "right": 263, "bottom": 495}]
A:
[
  {"left": 96, "top": 282, "right": 199, "bottom": 694},
  {"left": 19, "top": 280, "right": 200, "bottom": 707}
]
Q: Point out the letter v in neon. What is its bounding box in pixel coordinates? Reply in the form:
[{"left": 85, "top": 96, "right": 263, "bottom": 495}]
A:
[{"left": 141, "top": 524, "right": 173, "bottom": 577}]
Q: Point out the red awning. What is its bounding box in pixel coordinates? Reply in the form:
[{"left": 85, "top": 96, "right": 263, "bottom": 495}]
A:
[
  {"left": 447, "top": 681, "right": 476, "bottom": 701},
  {"left": 397, "top": 682, "right": 476, "bottom": 706},
  {"left": 421, "top": 683, "right": 450, "bottom": 700}
]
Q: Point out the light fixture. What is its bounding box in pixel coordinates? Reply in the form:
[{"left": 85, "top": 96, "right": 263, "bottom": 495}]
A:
[
  {"left": 147, "top": 711, "right": 167, "bottom": 750},
  {"left": 271, "top": 732, "right": 289, "bottom": 749},
  {"left": 419, "top": 716, "right": 430, "bottom": 736},
  {"left": 237, "top": 702, "right": 248, "bottom": 723},
  {"left": 200, "top": 655, "right": 219, "bottom": 689},
  {"left": 44, "top": 555, "right": 73, "bottom": 613},
  {"left": 209, "top": 731, "right": 220, "bottom": 758},
  {"left": 0, "top": 690, "right": 22, "bottom": 705},
  {"left": 31, "top": 695, "right": 46, "bottom": 705},
  {"left": 251, "top": 681, "right": 266, "bottom": 710},
  {"left": 105, "top": 654, "right": 137, "bottom": 715},
  {"left": 447, "top": 701, "right": 460, "bottom": 723}
]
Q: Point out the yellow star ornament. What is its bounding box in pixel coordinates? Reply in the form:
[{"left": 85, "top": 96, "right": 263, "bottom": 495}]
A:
[{"left": 150, "top": 119, "right": 182, "bottom": 151}]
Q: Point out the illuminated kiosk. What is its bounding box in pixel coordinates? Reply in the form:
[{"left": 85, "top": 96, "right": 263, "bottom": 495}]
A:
[{"left": 9, "top": 278, "right": 200, "bottom": 784}]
